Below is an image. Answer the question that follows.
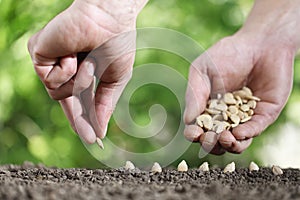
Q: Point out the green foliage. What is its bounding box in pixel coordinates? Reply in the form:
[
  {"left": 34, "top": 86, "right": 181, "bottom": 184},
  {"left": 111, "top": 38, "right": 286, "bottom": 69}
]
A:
[{"left": 0, "top": 0, "right": 299, "bottom": 168}]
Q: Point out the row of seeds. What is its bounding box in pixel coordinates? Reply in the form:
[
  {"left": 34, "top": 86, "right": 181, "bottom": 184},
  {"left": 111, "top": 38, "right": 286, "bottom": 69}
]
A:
[{"left": 124, "top": 160, "right": 283, "bottom": 175}]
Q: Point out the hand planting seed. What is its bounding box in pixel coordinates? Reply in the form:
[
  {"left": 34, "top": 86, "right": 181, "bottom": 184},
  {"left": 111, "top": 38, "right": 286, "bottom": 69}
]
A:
[
  {"left": 177, "top": 160, "right": 188, "bottom": 172},
  {"left": 224, "top": 162, "right": 235, "bottom": 173},
  {"left": 151, "top": 162, "right": 162, "bottom": 173},
  {"left": 199, "top": 162, "right": 209, "bottom": 172},
  {"left": 272, "top": 165, "right": 283, "bottom": 175},
  {"left": 96, "top": 137, "right": 104, "bottom": 149},
  {"left": 249, "top": 161, "right": 259, "bottom": 172},
  {"left": 195, "top": 87, "right": 260, "bottom": 134},
  {"left": 124, "top": 161, "right": 135, "bottom": 170}
]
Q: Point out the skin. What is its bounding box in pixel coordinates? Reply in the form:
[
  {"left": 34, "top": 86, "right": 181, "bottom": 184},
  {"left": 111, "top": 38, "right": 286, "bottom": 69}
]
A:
[
  {"left": 184, "top": 0, "right": 300, "bottom": 154},
  {"left": 28, "top": 0, "right": 300, "bottom": 154},
  {"left": 28, "top": 0, "right": 148, "bottom": 143}
]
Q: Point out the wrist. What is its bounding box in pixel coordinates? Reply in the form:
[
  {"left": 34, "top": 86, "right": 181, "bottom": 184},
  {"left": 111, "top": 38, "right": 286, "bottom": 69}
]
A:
[
  {"left": 73, "top": 0, "right": 148, "bottom": 29},
  {"left": 235, "top": 0, "right": 300, "bottom": 52}
]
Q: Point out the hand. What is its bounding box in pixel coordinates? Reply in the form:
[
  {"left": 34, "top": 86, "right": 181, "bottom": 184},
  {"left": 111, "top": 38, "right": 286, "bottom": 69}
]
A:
[
  {"left": 184, "top": 0, "right": 300, "bottom": 155},
  {"left": 184, "top": 33, "right": 295, "bottom": 154},
  {"left": 28, "top": 0, "right": 148, "bottom": 144}
]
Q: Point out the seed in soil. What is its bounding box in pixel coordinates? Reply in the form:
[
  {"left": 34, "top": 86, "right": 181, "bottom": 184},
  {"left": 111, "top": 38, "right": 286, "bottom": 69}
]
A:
[
  {"left": 151, "top": 162, "right": 162, "bottom": 173},
  {"left": 96, "top": 137, "right": 104, "bottom": 149},
  {"left": 249, "top": 161, "right": 259, "bottom": 172},
  {"left": 177, "top": 160, "right": 188, "bottom": 172},
  {"left": 198, "top": 162, "right": 209, "bottom": 172},
  {"left": 124, "top": 161, "right": 135, "bottom": 170},
  {"left": 224, "top": 162, "right": 235, "bottom": 173},
  {"left": 272, "top": 165, "right": 283, "bottom": 175}
]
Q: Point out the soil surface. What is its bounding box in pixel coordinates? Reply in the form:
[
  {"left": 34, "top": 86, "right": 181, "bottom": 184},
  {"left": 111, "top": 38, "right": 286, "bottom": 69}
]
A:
[{"left": 1, "top": 162, "right": 300, "bottom": 200}]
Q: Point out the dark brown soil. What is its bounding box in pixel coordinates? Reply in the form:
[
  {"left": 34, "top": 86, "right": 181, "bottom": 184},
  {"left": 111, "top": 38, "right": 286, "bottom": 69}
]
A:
[{"left": 1, "top": 162, "right": 300, "bottom": 200}]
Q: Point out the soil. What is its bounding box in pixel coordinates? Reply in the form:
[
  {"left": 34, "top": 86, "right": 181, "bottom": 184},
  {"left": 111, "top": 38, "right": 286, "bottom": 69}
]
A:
[{"left": 1, "top": 162, "right": 300, "bottom": 200}]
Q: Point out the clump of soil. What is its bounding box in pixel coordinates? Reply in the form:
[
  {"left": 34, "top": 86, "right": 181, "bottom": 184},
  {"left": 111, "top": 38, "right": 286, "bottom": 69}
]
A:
[{"left": 0, "top": 162, "right": 300, "bottom": 200}]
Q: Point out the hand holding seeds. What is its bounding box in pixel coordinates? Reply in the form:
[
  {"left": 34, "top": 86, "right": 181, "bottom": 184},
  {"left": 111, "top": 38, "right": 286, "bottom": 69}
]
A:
[{"left": 184, "top": 33, "right": 294, "bottom": 154}]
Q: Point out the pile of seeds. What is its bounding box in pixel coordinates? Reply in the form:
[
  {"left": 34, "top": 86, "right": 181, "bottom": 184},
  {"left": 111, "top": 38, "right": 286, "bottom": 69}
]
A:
[{"left": 196, "top": 87, "right": 260, "bottom": 134}]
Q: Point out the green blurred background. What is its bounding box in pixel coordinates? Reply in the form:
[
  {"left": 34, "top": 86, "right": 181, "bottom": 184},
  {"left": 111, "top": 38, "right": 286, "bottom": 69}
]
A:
[{"left": 1, "top": 0, "right": 300, "bottom": 169}]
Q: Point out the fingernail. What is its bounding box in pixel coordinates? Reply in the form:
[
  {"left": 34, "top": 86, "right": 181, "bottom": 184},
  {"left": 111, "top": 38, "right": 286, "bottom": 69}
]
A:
[
  {"left": 96, "top": 137, "right": 104, "bottom": 149},
  {"left": 102, "top": 125, "right": 108, "bottom": 138},
  {"left": 87, "top": 62, "right": 94, "bottom": 76}
]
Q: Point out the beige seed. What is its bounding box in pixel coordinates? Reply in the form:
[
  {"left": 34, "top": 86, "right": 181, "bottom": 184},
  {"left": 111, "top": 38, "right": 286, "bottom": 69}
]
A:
[
  {"left": 240, "top": 104, "right": 250, "bottom": 112},
  {"left": 237, "top": 110, "right": 244, "bottom": 119},
  {"left": 151, "top": 162, "right": 162, "bottom": 173},
  {"left": 224, "top": 93, "right": 237, "bottom": 104},
  {"left": 215, "top": 102, "right": 228, "bottom": 112},
  {"left": 230, "top": 114, "right": 240, "bottom": 125},
  {"left": 235, "top": 95, "right": 243, "bottom": 106},
  {"left": 199, "top": 162, "right": 209, "bottom": 172},
  {"left": 247, "top": 100, "right": 257, "bottom": 109},
  {"left": 228, "top": 105, "right": 238, "bottom": 115},
  {"left": 197, "top": 114, "right": 213, "bottom": 130},
  {"left": 248, "top": 109, "right": 254, "bottom": 116},
  {"left": 208, "top": 99, "right": 219, "bottom": 109},
  {"left": 178, "top": 160, "right": 188, "bottom": 172},
  {"left": 222, "top": 111, "right": 228, "bottom": 121},
  {"left": 243, "top": 86, "right": 253, "bottom": 96},
  {"left": 272, "top": 165, "right": 283, "bottom": 175},
  {"left": 249, "top": 161, "right": 259, "bottom": 172},
  {"left": 205, "top": 108, "right": 221, "bottom": 115},
  {"left": 233, "top": 90, "right": 248, "bottom": 99},
  {"left": 241, "top": 116, "right": 252, "bottom": 123},
  {"left": 212, "top": 114, "right": 224, "bottom": 121},
  {"left": 124, "top": 161, "right": 135, "bottom": 170},
  {"left": 96, "top": 137, "right": 104, "bottom": 149},
  {"left": 224, "top": 162, "right": 235, "bottom": 173},
  {"left": 247, "top": 95, "right": 261, "bottom": 101}
]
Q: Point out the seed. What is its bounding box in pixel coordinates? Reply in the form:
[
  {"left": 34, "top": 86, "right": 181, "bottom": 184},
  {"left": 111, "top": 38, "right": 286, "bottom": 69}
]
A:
[
  {"left": 212, "top": 114, "right": 224, "bottom": 121},
  {"left": 248, "top": 109, "right": 254, "bottom": 116},
  {"left": 243, "top": 86, "right": 253, "bottom": 96},
  {"left": 199, "top": 162, "right": 209, "bottom": 172},
  {"left": 96, "top": 137, "right": 104, "bottom": 149},
  {"left": 196, "top": 114, "right": 213, "bottom": 130},
  {"left": 247, "top": 100, "right": 257, "bottom": 109},
  {"left": 215, "top": 102, "right": 228, "bottom": 112},
  {"left": 228, "top": 105, "right": 238, "bottom": 115},
  {"left": 229, "top": 114, "right": 240, "bottom": 125},
  {"left": 233, "top": 90, "right": 248, "bottom": 99},
  {"left": 241, "top": 116, "right": 252, "bottom": 123},
  {"left": 235, "top": 95, "right": 243, "bottom": 106},
  {"left": 177, "top": 160, "right": 188, "bottom": 172},
  {"left": 151, "top": 162, "right": 162, "bottom": 173},
  {"left": 223, "top": 93, "right": 236, "bottom": 104},
  {"left": 224, "top": 162, "right": 235, "bottom": 173},
  {"left": 208, "top": 99, "right": 219, "bottom": 109},
  {"left": 249, "top": 161, "right": 259, "bottom": 172},
  {"left": 222, "top": 111, "right": 228, "bottom": 121},
  {"left": 272, "top": 165, "right": 283, "bottom": 175},
  {"left": 237, "top": 110, "right": 244, "bottom": 119},
  {"left": 247, "top": 95, "right": 261, "bottom": 101},
  {"left": 205, "top": 108, "right": 221, "bottom": 115},
  {"left": 124, "top": 161, "right": 135, "bottom": 170},
  {"left": 240, "top": 104, "right": 250, "bottom": 112}
]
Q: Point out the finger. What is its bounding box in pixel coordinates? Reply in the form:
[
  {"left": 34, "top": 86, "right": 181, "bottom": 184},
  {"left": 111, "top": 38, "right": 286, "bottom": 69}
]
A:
[
  {"left": 219, "top": 130, "right": 253, "bottom": 153},
  {"left": 184, "top": 124, "right": 203, "bottom": 142},
  {"left": 59, "top": 96, "right": 96, "bottom": 144},
  {"left": 35, "top": 55, "right": 77, "bottom": 90},
  {"left": 199, "top": 131, "right": 226, "bottom": 155},
  {"left": 94, "top": 70, "right": 132, "bottom": 139},
  {"left": 73, "top": 59, "right": 95, "bottom": 95},
  {"left": 184, "top": 61, "right": 210, "bottom": 124}
]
